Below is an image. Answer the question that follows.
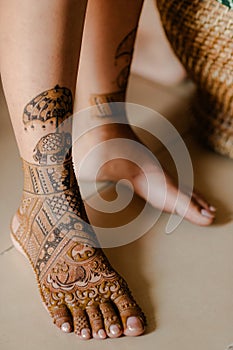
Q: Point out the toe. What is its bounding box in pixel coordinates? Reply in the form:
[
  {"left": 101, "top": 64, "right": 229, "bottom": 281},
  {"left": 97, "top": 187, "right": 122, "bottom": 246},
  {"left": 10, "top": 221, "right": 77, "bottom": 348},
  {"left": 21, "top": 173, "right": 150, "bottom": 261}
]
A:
[
  {"left": 187, "top": 197, "right": 215, "bottom": 225},
  {"left": 174, "top": 191, "right": 215, "bottom": 226},
  {"left": 86, "top": 305, "right": 106, "bottom": 340},
  {"left": 99, "top": 302, "right": 122, "bottom": 338},
  {"left": 50, "top": 305, "right": 73, "bottom": 333},
  {"left": 114, "top": 294, "right": 145, "bottom": 337},
  {"left": 192, "top": 191, "right": 216, "bottom": 213},
  {"left": 71, "top": 306, "right": 91, "bottom": 340}
]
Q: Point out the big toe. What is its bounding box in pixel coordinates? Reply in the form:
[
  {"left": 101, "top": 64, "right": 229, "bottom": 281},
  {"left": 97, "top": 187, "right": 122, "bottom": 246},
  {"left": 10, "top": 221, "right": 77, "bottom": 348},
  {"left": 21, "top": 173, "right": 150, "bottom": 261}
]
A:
[
  {"left": 114, "top": 294, "right": 145, "bottom": 337},
  {"left": 176, "top": 192, "right": 215, "bottom": 226},
  {"left": 126, "top": 316, "right": 144, "bottom": 336}
]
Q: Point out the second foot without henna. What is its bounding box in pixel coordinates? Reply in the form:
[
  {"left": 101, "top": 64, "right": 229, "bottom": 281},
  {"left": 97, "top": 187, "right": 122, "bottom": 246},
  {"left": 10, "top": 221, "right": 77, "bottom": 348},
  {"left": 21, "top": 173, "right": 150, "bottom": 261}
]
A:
[{"left": 75, "top": 121, "right": 216, "bottom": 227}]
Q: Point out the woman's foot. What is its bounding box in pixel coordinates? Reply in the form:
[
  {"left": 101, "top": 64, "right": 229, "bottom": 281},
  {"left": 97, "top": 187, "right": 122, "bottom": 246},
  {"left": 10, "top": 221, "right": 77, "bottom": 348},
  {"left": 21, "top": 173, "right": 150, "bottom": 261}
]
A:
[
  {"left": 11, "top": 158, "right": 145, "bottom": 340},
  {"left": 74, "top": 119, "right": 216, "bottom": 226}
]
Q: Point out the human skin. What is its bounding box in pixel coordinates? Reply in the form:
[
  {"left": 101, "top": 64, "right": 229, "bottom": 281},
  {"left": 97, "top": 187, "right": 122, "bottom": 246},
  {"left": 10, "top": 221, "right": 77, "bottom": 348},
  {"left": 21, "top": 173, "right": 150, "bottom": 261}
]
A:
[
  {"left": 74, "top": 0, "right": 216, "bottom": 226},
  {"left": 0, "top": 0, "right": 145, "bottom": 340}
]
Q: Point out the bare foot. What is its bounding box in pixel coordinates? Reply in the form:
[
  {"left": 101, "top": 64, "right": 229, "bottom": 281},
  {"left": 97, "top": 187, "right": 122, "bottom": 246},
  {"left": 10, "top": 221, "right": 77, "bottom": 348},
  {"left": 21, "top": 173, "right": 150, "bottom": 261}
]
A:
[
  {"left": 75, "top": 120, "right": 215, "bottom": 226},
  {"left": 11, "top": 158, "right": 145, "bottom": 340}
]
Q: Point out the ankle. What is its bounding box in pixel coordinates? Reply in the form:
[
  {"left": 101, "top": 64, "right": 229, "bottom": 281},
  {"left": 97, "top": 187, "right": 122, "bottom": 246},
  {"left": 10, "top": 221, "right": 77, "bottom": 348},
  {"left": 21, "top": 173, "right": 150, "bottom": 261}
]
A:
[{"left": 22, "top": 158, "right": 77, "bottom": 196}]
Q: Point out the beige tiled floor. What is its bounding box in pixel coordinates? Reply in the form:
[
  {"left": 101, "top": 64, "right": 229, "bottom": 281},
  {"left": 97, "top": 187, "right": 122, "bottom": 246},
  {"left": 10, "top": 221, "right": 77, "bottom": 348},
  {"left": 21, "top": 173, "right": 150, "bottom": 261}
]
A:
[{"left": 1, "top": 72, "right": 233, "bottom": 350}]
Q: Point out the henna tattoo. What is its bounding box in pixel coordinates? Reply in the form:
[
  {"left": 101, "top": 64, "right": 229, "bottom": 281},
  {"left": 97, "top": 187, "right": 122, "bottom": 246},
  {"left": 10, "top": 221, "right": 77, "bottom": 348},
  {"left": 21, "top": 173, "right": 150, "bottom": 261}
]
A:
[
  {"left": 16, "top": 86, "right": 99, "bottom": 279},
  {"left": 90, "top": 27, "right": 137, "bottom": 117},
  {"left": 90, "top": 28, "right": 137, "bottom": 118},
  {"left": 117, "top": 65, "right": 131, "bottom": 91},
  {"left": 23, "top": 85, "right": 72, "bottom": 130},
  {"left": 115, "top": 28, "right": 137, "bottom": 60},
  {"left": 23, "top": 159, "right": 76, "bottom": 195},
  {"left": 13, "top": 86, "right": 146, "bottom": 334},
  {"left": 33, "top": 132, "right": 72, "bottom": 165},
  {"left": 86, "top": 306, "right": 103, "bottom": 334},
  {"left": 115, "top": 27, "right": 137, "bottom": 92},
  {"left": 18, "top": 158, "right": 99, "bottom": 278},
  {"left": 13, "top": 163, "right": 146, "bottom": 329},
  {"left": 72, "top": 308, "right": 90, "bottom": 335},
  {"left": 99, "top": 302, "right": 120, "bottom": 332},
  {"left": 90, "top": 91, "right": 126, "bottom": 118}
]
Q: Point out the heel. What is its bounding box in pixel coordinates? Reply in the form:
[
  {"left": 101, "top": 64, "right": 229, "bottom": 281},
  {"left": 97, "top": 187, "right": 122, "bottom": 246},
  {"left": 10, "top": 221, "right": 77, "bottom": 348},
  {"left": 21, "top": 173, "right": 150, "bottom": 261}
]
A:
[{"left": 10, "top": 231, "right": 27, "bottom": 259}]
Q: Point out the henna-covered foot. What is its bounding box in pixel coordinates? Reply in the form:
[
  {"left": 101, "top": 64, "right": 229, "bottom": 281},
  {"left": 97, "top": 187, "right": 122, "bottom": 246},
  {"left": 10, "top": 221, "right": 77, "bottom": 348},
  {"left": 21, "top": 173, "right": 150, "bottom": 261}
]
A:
[
  {"left": 11, "top": 158, "right": 146, "bottom": 339},
  {"left": 11, "top": 86, "right": 145, "bottom": 340},
  {"left": 12, "top": 161, "right": 145, "bottom": 339}
]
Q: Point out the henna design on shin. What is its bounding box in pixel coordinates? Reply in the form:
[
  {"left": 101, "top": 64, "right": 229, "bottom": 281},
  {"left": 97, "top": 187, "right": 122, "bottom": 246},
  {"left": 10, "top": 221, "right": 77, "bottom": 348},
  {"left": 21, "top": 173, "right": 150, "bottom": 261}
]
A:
[
  {"left": 12, "top": 85, "right": 146, "bottom": 332},
  {"left": 33, "top": 132, "right": 72, "bottom": 165},
  {"left": 23, "top": 85, "right": 73, "bottom": 130},
  {"left": 115, "top": 27, "right": 137, "bottom": 60},
  {"left": 14, "top": 84, "right": 99, "bottom": 279},
  {"left": 90, "top": 91, "right": 126, "bottom": 118},
  {"left": 90, "top": 28, "right": 137, "bottom": 118},
  {"left": 115, "top": 27, "right": 137, "bottom": 92}
]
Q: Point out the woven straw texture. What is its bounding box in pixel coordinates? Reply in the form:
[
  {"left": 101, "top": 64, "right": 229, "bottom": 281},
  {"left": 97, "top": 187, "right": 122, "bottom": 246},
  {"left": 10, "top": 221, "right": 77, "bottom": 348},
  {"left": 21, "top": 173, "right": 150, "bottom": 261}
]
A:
[{"left": 157, "top": 0, "right": 233, "bottom": 158}]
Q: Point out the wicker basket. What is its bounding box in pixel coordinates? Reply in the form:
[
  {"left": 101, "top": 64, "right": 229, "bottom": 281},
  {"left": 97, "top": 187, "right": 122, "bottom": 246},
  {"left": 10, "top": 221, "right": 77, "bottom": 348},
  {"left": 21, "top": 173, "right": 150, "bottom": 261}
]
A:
[{"left": 157, "top": 0, "right": 233, "bottom": 158}]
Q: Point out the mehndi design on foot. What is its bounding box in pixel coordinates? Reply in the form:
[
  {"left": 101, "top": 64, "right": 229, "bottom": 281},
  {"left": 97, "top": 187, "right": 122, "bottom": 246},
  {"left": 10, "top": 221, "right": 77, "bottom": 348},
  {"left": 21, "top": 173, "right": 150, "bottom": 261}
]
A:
[{"left": 11, "top": 86, "right": 146, "bottom": 340}]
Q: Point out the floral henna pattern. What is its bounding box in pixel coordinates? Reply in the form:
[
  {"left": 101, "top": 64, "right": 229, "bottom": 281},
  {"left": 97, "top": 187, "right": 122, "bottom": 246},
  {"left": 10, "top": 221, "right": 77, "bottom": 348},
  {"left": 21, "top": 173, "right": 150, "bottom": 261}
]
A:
[
  {"left": 12, "top": 86, "right": 146, "bottom": 337},
  {"left": 23, "top": 85, "right": 73, "bottom": 130},
  {"left": 42, "top": 250, "right": 128, "bottom": 307},
  {"left": 14, "top": 166, "right": 146, "bottom": 334}
]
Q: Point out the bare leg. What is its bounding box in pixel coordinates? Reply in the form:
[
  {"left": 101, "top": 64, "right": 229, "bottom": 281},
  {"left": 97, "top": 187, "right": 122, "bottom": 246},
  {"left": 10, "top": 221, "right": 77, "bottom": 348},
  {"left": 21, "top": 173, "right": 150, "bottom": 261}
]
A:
[
  {"left": 0, "top": 0, "right": 145, "bottom": 339},
  {"left": 74, "top": 0, "right": 216, "bottom": 226}
]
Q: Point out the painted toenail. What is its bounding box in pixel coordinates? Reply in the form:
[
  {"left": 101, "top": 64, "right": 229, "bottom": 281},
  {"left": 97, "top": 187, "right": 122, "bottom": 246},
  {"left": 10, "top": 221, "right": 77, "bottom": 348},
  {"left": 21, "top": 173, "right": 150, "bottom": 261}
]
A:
[
  {"left": 98, "top": 329, "right": 106, "bottom": 339},
  {"left": 127, "top": 316, "right": 143, "bottom": 331},
  {"left": 61, "top": 322, "right": 71, "bottom": 333},
  {"left": 201, "top": 209, "right": 215, "bottom": 218},
  {"left": 209, "top": 206, "right": 217, "bottom": 212},
  {"left": 110, "top": 324, "right": 121, "bottom": 335},
  {"left": 81, "top": 328, "right": 91, "bottom": 339}
]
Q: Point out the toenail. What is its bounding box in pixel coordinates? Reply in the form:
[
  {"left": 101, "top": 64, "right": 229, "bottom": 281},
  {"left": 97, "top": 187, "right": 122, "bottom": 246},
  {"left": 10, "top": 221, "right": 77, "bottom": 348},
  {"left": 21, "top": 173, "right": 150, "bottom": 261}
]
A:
[
  {"left": 98, "top": 329, "right": 106, "bottom": 339},
  {"left": 127, "top": 316, "right": 144, "bottom": 331},
  {"left": 209, "top": 205, "right": 217, "bottom": 212},
  {"left": 110, "top": 324, "right": 121, "bottom": 335},
  {"left": 201, "top": 209, "right": 215, "bottom": 218},
  {"left": 81, "top": 328, "right": 91, "bottom": 339},
  {"left": 61, "top": 322, "right": 71, "bottom": 333}
]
